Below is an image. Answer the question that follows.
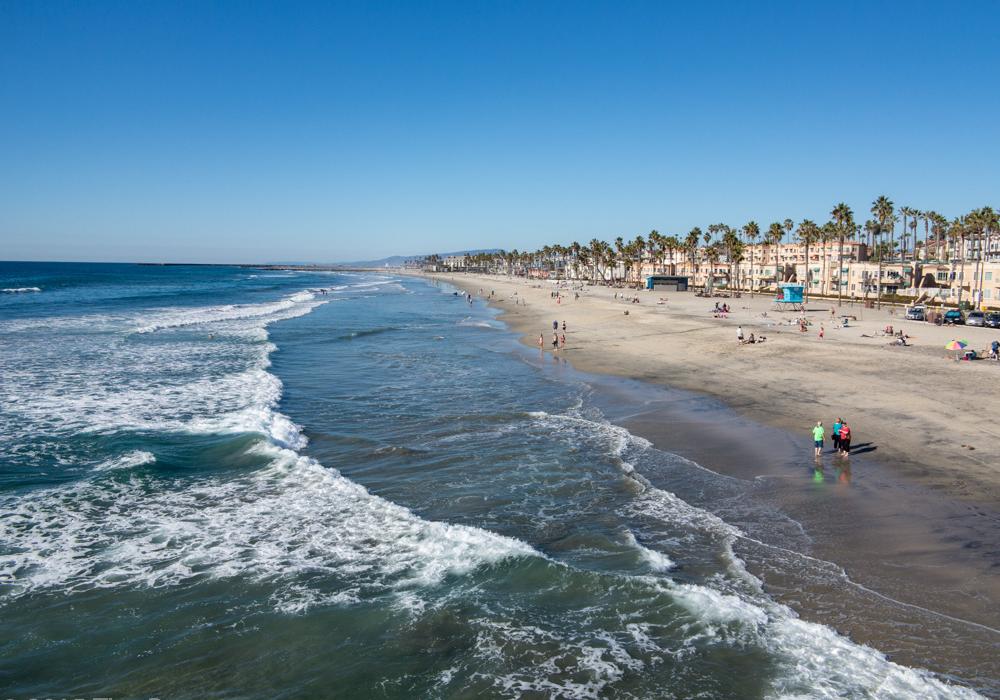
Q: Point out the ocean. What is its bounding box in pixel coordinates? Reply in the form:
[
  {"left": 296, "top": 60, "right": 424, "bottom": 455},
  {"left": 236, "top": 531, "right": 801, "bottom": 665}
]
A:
[{"left": 0, "top": 262, "right": 985, "bottom": 698}]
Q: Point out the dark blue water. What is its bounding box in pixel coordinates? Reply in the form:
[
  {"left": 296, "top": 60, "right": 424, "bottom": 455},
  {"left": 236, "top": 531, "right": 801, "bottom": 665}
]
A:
[{"left": 0, "top": 262, "right": 983, "bottom": 698}]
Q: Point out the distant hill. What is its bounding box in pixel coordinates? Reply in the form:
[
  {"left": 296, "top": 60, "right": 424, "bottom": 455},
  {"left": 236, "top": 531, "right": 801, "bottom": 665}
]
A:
[{"left": 336, "top": 249, "right": 501, "bottom": 268}]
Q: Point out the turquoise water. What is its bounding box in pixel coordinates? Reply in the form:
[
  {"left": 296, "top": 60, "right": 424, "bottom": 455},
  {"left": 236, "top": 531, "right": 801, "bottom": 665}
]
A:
[{"left": 0, "top": 262, "right": 984, "bottom": 698}]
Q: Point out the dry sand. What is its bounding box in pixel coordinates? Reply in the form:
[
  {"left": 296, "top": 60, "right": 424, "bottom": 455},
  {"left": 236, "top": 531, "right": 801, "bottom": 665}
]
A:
[{"left": 437, "top": 271, "right": 1000, "bottom": 505}]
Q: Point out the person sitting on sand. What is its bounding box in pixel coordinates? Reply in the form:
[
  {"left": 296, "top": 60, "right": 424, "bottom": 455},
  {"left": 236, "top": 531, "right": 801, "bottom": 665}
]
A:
[{"left": 747, "top": 332, "right": 755, "bottom": 344}]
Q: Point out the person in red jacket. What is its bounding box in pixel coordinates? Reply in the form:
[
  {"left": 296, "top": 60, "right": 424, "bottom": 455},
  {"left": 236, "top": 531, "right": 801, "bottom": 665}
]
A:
[{"left": 838, "top": 421, "right": 852, "bottom": 456}]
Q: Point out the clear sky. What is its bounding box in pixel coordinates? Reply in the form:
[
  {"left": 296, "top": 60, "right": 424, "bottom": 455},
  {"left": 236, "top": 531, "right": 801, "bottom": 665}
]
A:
[{"left": 2, "top": 1, "right": 998, "bottom": 263}]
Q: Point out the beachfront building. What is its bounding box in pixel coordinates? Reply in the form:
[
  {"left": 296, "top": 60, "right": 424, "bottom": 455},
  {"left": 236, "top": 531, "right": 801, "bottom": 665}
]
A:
[
  {"left": 450, "top": 237, "right": 1000, "bottom": 308},
  {"left": 443, "top": 255, "right": 469, "bottom": 271}
]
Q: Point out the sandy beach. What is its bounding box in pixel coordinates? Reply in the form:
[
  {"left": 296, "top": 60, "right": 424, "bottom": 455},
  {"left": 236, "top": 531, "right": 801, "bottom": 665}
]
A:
[
  {"left": 438, "top": 271, "right": 1000, "bottom": 505},
  {"left": 425, "top": 271, "right": 1000, "bottom": 690}
]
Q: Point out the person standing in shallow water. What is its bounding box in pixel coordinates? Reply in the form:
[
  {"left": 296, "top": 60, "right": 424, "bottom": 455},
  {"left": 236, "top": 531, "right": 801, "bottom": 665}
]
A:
[
  {"left": 812, "top": 421, "right": 825, "bottom": 458},
  {"left": 838, "top": 421, "right": 852, "bottom": 456},
  {"left": 832, "top": 418, "right": 842, "bottom": 451}
]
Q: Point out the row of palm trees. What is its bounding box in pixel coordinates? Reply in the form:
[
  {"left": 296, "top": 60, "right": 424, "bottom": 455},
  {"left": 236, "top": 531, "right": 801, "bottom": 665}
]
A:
[{"left": 437, "top": 197, "right": 998, "bottom": 306}]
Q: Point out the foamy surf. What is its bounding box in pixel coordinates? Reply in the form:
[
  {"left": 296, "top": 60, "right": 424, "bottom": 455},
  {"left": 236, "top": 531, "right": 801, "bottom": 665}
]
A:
[
  {"left": 0, "top": 442, "right": 539, "bottom": 605},
  {"left": 0, "top": 278, "right": 541, "bottom": 615}
]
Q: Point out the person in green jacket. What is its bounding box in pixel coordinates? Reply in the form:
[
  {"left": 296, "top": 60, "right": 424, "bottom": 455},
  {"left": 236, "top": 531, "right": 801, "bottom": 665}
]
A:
[{"left": 812, "top": 421, "right": 825, "bottom": 458}]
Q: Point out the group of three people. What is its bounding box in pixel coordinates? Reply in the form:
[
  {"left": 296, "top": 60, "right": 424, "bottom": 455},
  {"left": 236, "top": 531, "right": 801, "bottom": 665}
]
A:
[{"left": 812, "top": 419, "right": 851, "bottom": 458}]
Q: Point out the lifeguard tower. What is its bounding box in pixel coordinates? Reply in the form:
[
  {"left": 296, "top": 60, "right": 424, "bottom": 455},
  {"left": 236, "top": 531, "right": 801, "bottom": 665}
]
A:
[{"left": 772, "top": 283, "right": 805, "bottom": 312}]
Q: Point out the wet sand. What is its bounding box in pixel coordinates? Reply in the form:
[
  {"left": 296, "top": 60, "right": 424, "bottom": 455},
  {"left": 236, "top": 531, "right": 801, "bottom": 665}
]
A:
[
  {"left": 590, "top": 375, "right": 1000, "bottom": 693},
  {"left": 429, "top": 272, "right": 1000, "bottom": 695}
]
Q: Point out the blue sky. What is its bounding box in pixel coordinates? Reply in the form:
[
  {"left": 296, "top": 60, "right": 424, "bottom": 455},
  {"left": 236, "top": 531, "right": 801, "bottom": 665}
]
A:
[{"left": 2, "top": 1, "right": 998, "bottom": 263}]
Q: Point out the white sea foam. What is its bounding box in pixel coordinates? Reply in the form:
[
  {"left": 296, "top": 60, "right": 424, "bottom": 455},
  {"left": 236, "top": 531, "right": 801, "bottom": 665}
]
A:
[
  {"left": 0, "top": 279, "right": 540, "bottom": 611},
  {"left": 457, "top": 317, "right": 501, "bottom": 329},
  {"left": 0, "top": 289, "right": 324, "bottom": 449},
  {"left": 0, "top": 443, "right": 538, "bottom": 604},
  {"left": 2, "top": 286, "right": 41, "bottom": 293},
  {"left": 132, "top": 291, "right": 320, "bottom": 334},
  {"left": 624, "top": 531, "right": 675, "bottom": 572},
  {"left": 93, "top": 450, "right": 156, "bottom": 472}
]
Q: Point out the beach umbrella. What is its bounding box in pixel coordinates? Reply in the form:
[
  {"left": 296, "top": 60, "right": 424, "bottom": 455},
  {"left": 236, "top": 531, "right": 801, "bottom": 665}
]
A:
[{"left": 944, "top": 339, "right": 968, "bottom": 350}]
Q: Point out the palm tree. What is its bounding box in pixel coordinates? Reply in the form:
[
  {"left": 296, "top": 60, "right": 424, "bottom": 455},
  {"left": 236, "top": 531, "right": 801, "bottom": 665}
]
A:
[
  {"left": 631, "top": 235, "right": 646, "bottom": 288},
  {"left": 647, "top": 230, "right": 663, "bottom": 273},
  {"left": 667, "top": 235, "right": 682, "bottom": 274},
  {"left": 899, "top": 206, "right": 915, "bottom": 263},
  {"left": 971, "top": 207, "right": 998, "bottom": 307},
  {"left": 949, "top": 217, "right": 968, "bottom": 307},
  {"left": 871, "top": 196, "right": 895, "bottom": 307},
  {"left": 783, "top": 218, "right": 794, "bottom": 244},
  {"left": 796, "top": 219, "right": 820, "bottom": 301},
  {"left": 721, "top": 226, "right": 740, "bottom": 291},
  {"left": 765, "top": 222, "right": 784, "bottom": 288},
  {"left": 742, "top": 221, "right": 760, "bottom": 295},
  {"left": 831, "top": 202, "right": 854, "bottom": 306},
  {"left": 685, "top": 228, "right": 702, "bottom": 281}
]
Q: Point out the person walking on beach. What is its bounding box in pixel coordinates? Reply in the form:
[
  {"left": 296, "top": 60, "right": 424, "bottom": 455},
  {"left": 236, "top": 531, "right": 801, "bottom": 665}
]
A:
[
  {"left": 832, "top": 418, "right": 842, "bottom": 451},
  {"left": 812, "top": 421, "right": 825, "bottom": 458},
  {"left": 737, "top": 325, "right": 744, "bottom": 343},
  {"left": 838, "top": 421, "right": 852, "bottom": 456},
  {"left": 552, "top": 332, "right": 559, "bottom": 350},
  {"left": 562, "top": 320, "right": 566, "bottom": 332},
  {"left": 559, "top": 332, "right": 566, "bottom": 348},
  {"left": 538, "top": 333, "right": 544, "bottom": 349},
  {"left": 553, "top": 320, "right": 558, "bottom": 332}
]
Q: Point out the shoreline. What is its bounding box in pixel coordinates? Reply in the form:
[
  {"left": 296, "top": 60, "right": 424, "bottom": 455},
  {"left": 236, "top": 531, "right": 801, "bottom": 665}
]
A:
[
  {"left": 424, "top": 270, "right": 1000, "bottom": 694},
  {"left": 432, "top": 271, "right": 1000, "bottom": 506}
]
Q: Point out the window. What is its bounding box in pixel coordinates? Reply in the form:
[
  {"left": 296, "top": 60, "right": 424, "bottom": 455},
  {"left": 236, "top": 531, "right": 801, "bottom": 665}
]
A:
[
  {"left": 937, "top": 272, "right": 948, "bottom": 281},
  {"left": 987, "top": 272, "right": 993, "bottom": 281}
]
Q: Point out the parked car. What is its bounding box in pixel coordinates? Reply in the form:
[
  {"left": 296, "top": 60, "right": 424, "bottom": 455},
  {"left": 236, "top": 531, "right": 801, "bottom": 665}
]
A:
[
  {"left": 985, "top": 312, "right": 1000, "bottom": 329},
  {"left": 967, "top": 311, "right": 986, "bottom": 327},
  {"left": 944, "top": 309, "right": 966, "bottom": 325},
  {"left": 905, "top": 305, "right": 926, "bottom": 321}
]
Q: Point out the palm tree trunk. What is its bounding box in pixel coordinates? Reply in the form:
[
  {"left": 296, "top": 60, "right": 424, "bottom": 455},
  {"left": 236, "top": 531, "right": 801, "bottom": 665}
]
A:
[{"left": 837, "top": 236, "right": 844, "bottom": 306}]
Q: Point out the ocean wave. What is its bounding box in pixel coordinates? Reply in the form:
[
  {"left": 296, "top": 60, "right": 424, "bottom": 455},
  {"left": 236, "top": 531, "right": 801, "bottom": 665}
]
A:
[
  {"left": 1, "top": 289, "right": 325, "bottom": 451},
  {"left": 0, "top": 281, "right": 541, "bottom": 615},
  {"left": 132, "top": 291, "right": 320, "bottom": 334},
  {"left": 458, "top": 317, "right": 501, "bottom": 329},
  {"left": 93, "top": 450, "right": 156, "bottom": 472},
  {"left": 0, "top": 443, "right": 539, "bottom": 605},
  {"left": 2, "top": 287, "right": 41, "bottom": 293},
  {"left": 337, "top": 326, "right": 398, "bottom": 341}
]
